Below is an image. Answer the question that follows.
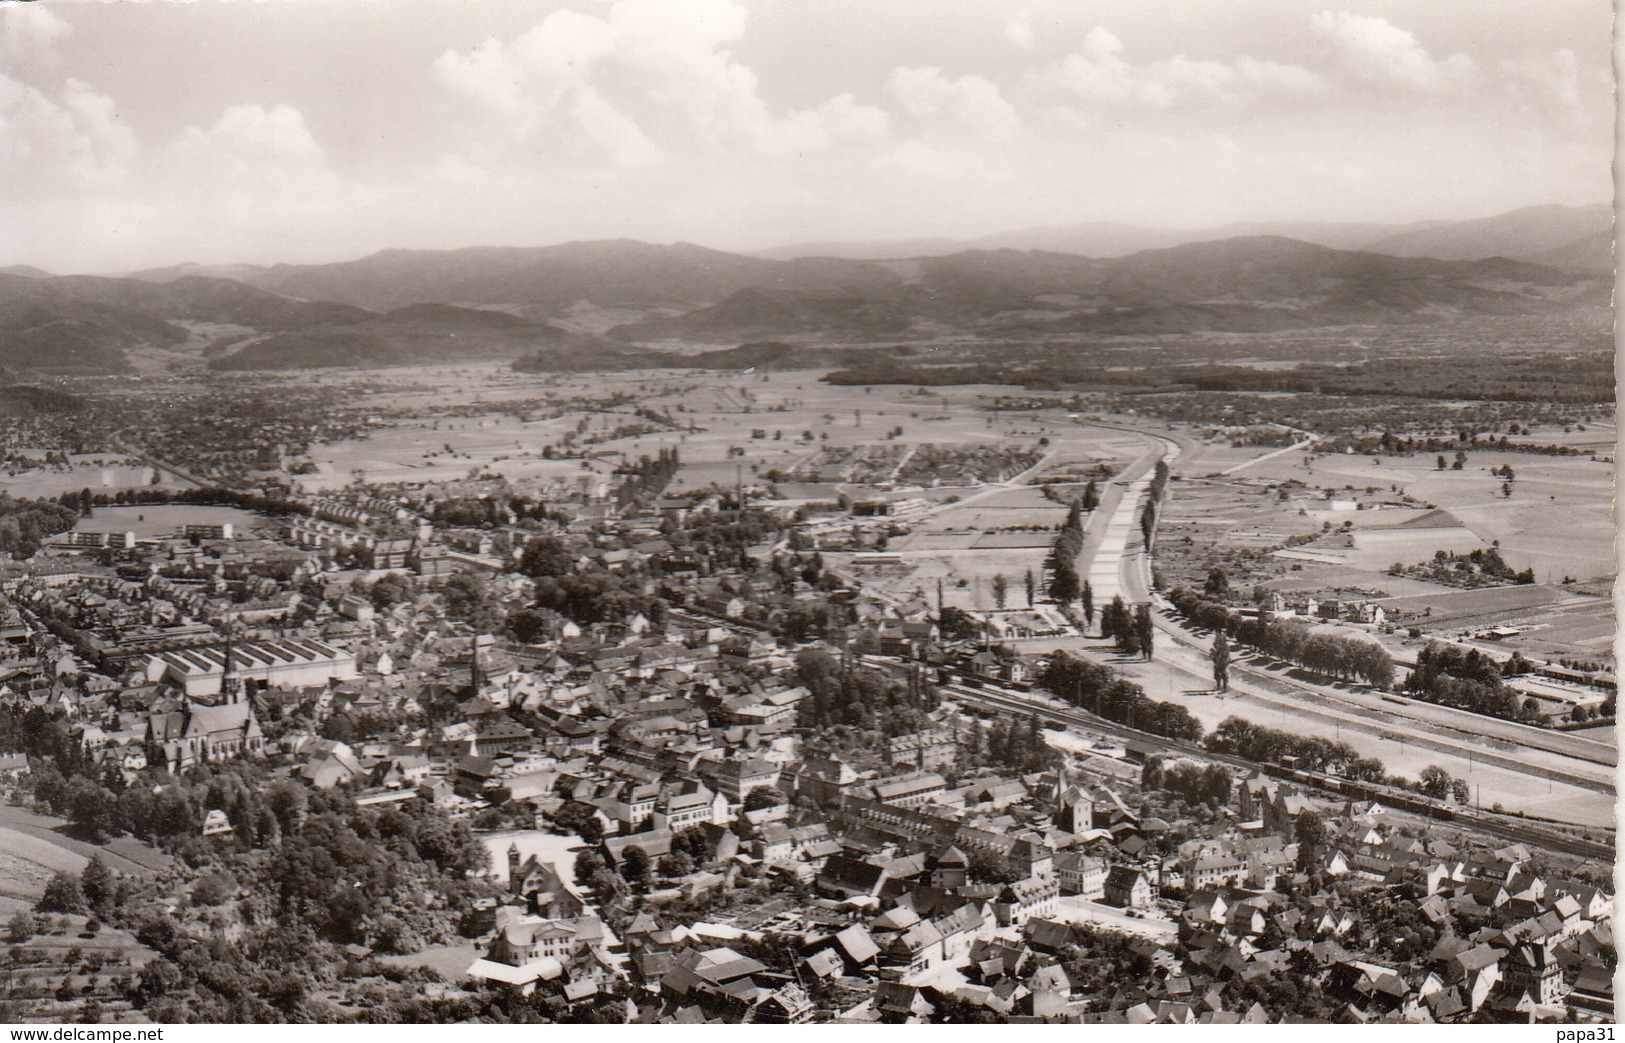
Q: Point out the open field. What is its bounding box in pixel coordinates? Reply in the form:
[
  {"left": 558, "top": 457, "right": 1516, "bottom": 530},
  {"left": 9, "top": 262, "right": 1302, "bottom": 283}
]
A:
[
  {"left": 1146, "top": 423, "right": 1615, "bottom": 668},
  {"left": 0, "top": 827, "right": 87, "bottom": 899},
  {"left": 68, "top": 503, "right": 269, "bottom": 541},
  {"left": 376, "top": 942, "right": 484, "bottom": 980},
  {"left": 1243, "top": 447, "right": 1615, "bottom": 583},
  {"left": 0, "top": 454, "right": 156, "bottom": 501},
  {"left": 0, "top": 805, "right": 170, "bottom": 901}
]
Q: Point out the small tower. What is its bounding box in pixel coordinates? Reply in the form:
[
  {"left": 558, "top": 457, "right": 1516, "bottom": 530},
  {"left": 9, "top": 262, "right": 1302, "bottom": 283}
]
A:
[{"left": 507, "top": 841, "right": 522, "bottom": 887}]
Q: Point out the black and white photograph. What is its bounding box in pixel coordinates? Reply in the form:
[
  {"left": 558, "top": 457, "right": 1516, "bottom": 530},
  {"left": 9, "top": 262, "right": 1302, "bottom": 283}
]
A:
[{"left": 0, "top": 0, "right": 1614, "bottom": 1027}]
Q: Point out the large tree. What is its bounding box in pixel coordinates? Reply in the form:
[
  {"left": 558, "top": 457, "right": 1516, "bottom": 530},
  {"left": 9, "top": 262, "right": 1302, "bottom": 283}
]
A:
[
  {"left": 1294, "top": 810, "right": 1329, "bottom": 870},
  {"left": 620, "top": 845, "right": 651, "bottom": 892},
  {"left": 38, "top": 871, "right": 85, "bottom": 914},
  {"left": 1210, "top": 631, "right": 1231, "bottom": 692},
  {"left": 1048, "top": 560, "right": 1081, "bottom": 605},
  {"left": 1133, "top": 605, "right": 1155, "bottom": 660},
  {"left": 80, "top": 854, "right": 113, "bottom": 914}
]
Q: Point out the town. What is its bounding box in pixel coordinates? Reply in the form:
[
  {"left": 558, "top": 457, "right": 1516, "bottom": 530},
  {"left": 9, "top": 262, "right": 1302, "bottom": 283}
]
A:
[
  {"left": 0, "top": 364, "right": 1612, "bottom": 1026},
  {"left": 0, "top": 0, "right": 1615, "bottom": 1027}
]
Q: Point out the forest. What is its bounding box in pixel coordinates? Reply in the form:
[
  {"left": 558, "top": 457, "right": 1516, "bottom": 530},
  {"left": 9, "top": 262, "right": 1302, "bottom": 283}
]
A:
[{"left": 825, "top": 349, "right": 1614, "bottom": 405}]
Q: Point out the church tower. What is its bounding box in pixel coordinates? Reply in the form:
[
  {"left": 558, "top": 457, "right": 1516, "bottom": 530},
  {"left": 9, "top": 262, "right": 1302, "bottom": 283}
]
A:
[{"left": 507, "top": 842, "right": 522, "bottom": 888}]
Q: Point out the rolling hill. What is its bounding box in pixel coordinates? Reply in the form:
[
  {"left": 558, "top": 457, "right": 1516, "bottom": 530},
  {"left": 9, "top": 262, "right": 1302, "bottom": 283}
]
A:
[
  {"left": 210, "top": 303, "right": 627, "bottom": 370},
  {"left": 0, "top": 384, "right": 87, "bottom": 416},
  {"left": 603, "top": 237, "right": 1609, "bottom": 345},
  {"left": 224, "top": 240, "right": 896, "bottom": 317},
  {"left": 0, "top": 274, "right": 185, "bottom": 372},
  {"left": 0, "top": 207, "right": 1609, "bottom": 373},
  {"left": 46, "top": 274, "right": 372, "bottom": 331},
  {"left": 756, "top": 203, "right": 1613, "bottom": 268},
  {"left": 1362, "top": 204, "right": 1612, "bottom": 267}
]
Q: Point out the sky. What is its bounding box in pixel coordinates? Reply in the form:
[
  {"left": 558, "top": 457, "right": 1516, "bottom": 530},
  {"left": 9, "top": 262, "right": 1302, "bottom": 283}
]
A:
[{"left": 0, "top": 0, "right": 1614, "bottom": 273}]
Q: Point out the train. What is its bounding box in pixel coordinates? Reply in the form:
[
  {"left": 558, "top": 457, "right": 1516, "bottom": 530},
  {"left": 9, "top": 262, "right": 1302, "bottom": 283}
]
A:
[{"left": 1260, "top": 761, "right": 1457, "bottom": 822}]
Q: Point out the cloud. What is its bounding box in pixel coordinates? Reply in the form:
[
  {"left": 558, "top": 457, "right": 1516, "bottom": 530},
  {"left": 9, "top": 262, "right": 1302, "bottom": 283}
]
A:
[
  {"left": 0, "top": 2, "right": 1613, "bottom": 272},
  {"left": 768, "top": 92, "right": 891, "bottom": 160},
  {"left": 1034, "top": 27, "right": 1322, "bottom": 113},
  {"left": 1311, "top": 11, "right": 1477, "bottom": 94},
  {"left": 432, "top": 0, "right": 888, "bottom": 169},
  {"left": 0, "top": 5, "right": 124, "bottom": 195},
  {"left": 171, "top": 103, "right": 327, "bottom": 178},
  {"left": 1005, "top": 10, "right": 1035, "bottom": 51},
  {"left": 888, "top": 66, "right": 1019, "bottom": 135},
  {"left": 0, "top": 73, "right": 136, "bottom": 192},
  {"left": 1498, "top": 49, "right": 1596, "bottom": 126},
  {"left": 1, "top": 3, "right": 71, "bottom": 67}
]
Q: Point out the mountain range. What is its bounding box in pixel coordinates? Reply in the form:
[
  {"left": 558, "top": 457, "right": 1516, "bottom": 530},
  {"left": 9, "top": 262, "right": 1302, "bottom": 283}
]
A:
[
  {"left": 759, "top": 203, "right": 1614, "bottom": 270},
  {"left": 0, "top": 204, "right": 1610, "bottom": 373}
]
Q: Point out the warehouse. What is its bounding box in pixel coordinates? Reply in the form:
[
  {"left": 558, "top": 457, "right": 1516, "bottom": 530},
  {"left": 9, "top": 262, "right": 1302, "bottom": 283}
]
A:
[{"left": 146, "top": 638, "right": 358, "bottom": 696}]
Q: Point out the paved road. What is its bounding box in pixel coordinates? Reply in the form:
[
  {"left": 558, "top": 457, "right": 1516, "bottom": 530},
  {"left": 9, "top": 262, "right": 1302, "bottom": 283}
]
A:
[
  {"left": 1215, "top": 436, "right": 1314, "bottom": 476},
  {"left": 112, "top": 441, "right": 213, "bottom": 489}
]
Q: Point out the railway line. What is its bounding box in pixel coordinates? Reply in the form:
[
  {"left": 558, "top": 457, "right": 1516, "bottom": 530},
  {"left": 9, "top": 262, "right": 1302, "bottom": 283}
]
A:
[
  {"left": 932, "top": 676, "right": 1615, "bottom": 863},
  {"left": 1149, "top": 600, "right": 1618, "bottom": 770},
  {"left": 1058, "top": 417, "right": 1615, "bottom": 797}
]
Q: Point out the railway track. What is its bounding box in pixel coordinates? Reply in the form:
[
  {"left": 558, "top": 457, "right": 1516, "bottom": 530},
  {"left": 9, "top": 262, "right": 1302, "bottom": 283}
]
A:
[
  {"left": 935, "top": 679, "right": 1614, "bottom": 862},
  {"left": 1150, "top": 604, "right": 1618, "bottom": 770}
]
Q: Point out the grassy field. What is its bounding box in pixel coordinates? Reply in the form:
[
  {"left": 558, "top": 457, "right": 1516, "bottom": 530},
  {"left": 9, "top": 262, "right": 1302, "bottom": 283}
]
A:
[
  {"left": 0, "top": 455, "right": 155, "bottom": 500},
  {"left": 0, "top": 805, "right": 170, "bottom": 900},
  {"left": 375, "top": 942, "right": 483, "bottom": 981},
  {"left": 69, "top": 504, "right": 269, "bottom": 541},
  {"left": 1245, "top": 448, "right": 1615, "bottom": 583},
  {"left": 1153, "top": 434, "right": 1614, "bottom": 666}
]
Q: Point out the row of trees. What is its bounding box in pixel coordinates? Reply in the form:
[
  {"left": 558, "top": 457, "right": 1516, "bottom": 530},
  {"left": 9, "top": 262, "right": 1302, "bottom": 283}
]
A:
[
  {"left": 1039, "top": 650, "right": 1204, "bottom": 742},
  {"left": 1166, "top": 587, "right": 1395, "bottom": 689},
  {"left": 1204, "top": 717, "right": 1386, "bottom": 780},
  {"left": 962, "top": 715, "right": 1056, "bottom": 775},
  {"left": 1045, "top": 500, "right": 1087, "bottom": 612},
  {"left": 792, "top": 646, "right": 937, "bottom": 738},
  {"left": 83, "top": 484, "right": 315, "bottom": 518},
  {"left": 611, "top": 448, "right": 680, "bottom": 508},
  {"left": 1139, "top": 460, "right": 1168, "bottom": 550},
  {"left": 1404, "top": 642, "right": 1544, "bottom": 724}
]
